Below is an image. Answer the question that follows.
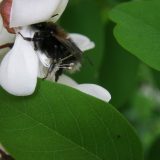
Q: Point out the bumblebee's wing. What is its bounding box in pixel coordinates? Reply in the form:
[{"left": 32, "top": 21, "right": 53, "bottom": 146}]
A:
[{"left": 53, "top": 34, "right": 83, "bottom": 58}]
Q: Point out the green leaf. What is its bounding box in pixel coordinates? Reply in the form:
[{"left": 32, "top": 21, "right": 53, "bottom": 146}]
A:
[
  {"left": 109, "top": 0, "right": 160, "bottom": 71},
  {"left": 147, "top": 136, "right": 160, "bottom": 160},
  {"left": 0, "top": 80, "right": 143, "bottom": 160},
  {"left": 99, "top": 21, "right": 139, "bottom": 107},
  {"left": 60, "top": 0, "right": 105, "bottom": 83}
]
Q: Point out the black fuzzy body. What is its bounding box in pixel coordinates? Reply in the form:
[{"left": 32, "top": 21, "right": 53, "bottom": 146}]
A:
[{"left": 31, "top": 22, "right": 82, "bottom": 81}]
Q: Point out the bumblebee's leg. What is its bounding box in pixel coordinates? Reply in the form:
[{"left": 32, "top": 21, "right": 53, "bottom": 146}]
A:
[
  {"left": 18, "top": 32, "right": 44, "bottom": 41},
  {"left": 18, "top": 32, "right": 34, "bottom": 41},
  {"left": 42, "top": 63, "right": 55, "bottom": 80},
  {"left": 33, "top": 42, "right": 38, "bottom": 51},
  {"left": 55, "top": 68, "right": 63, "bottom": 82},
  {"left": 18, "top": 32, "right": 43, "bottom": 51},
  {"left": 0, "top": 43, "right": 13, "bottom": 49}
]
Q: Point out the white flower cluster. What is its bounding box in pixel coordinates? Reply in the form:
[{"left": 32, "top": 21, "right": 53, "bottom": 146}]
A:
[{"left": 0, "top": 0, "right": 111, "bottom": 102}]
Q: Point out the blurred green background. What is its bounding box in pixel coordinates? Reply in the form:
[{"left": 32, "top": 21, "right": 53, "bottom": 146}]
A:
[{"left": 59, "top": 0, "right": 160, "bottom": 159}]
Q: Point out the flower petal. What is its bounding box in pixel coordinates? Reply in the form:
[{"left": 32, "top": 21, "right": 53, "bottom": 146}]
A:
[
  {"left": 10, "top": 0, "right": 68, "bottom": 27},
  {"left": 38, "top": 60, "right": 48, "bottom": 79},
  {"left": 0, "top": 15, "right": 15, "bottom": 46},
  {"left": 0, "top": 27, "right": 39, "bottom": 96},
  {"left": 57, "top": 74, "right": 78, "bottom": 87},
  {"left": 68, "top": 33, "right": 95, "bottom": 52},
  {"left": 75, "top": 84, "right": 111, "bottom": 102}
]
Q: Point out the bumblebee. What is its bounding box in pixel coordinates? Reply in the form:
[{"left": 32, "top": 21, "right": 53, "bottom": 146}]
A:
[{"left": 19, "top": 21, "right": 82, "bottom": 81}]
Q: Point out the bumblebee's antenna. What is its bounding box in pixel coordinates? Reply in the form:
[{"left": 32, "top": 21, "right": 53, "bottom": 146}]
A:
[{"left": 42, "top": 63, "right": 55, "bottom": 80}]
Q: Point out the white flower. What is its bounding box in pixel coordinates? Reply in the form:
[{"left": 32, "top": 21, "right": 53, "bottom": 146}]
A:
[
  {"left": 0, "top": 0, "right": 111, "bottom": 102},
  {"left": 10, "top": 0, "right": 69, "bottom": 27}
]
